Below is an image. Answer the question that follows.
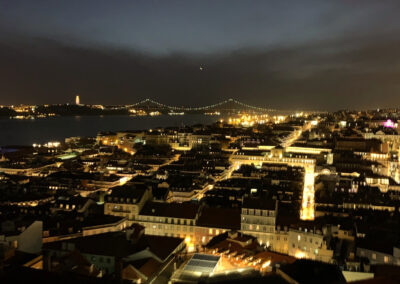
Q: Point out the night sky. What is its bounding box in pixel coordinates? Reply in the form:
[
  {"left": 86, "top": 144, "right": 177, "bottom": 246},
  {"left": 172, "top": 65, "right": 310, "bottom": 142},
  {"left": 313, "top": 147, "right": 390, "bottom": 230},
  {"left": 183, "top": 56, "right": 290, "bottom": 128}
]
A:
[{"left": 1, "top": 0, "right": 400, "bottom": 110}]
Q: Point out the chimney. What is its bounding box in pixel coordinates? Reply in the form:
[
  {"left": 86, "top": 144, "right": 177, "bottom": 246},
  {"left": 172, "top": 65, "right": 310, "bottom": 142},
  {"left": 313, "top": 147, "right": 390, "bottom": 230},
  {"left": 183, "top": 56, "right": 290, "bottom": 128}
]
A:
[
  {"left": 126, "top": 225, "right": 145, "bottom": 244},
  {"left": 126, "top": 228, "right": 134, "bottom": 241}
]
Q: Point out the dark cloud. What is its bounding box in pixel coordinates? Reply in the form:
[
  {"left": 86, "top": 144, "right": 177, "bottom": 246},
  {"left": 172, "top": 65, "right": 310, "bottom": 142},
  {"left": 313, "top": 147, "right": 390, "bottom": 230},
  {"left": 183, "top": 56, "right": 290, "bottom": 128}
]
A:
[
  {"left": 1, "top": 33, "right": 400, "bottom": 111},
  {"left": 1, "top": 1, "right": 400, "bottom": 111},
  {"left": 2, "top": 1, "right": 400, "bottom": 54}
]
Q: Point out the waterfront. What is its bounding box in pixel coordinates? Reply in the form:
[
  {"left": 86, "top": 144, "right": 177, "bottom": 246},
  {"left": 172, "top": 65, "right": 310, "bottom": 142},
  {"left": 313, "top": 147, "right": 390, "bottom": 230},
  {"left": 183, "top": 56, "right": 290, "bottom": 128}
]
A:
[{"left": 0, "top": 115, "right": 220, "bottom": 146}]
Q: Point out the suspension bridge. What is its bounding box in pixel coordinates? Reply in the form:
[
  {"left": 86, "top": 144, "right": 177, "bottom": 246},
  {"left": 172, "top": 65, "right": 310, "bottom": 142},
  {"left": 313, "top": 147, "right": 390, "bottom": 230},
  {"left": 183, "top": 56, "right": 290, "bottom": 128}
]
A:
[{"left": 128, "top": 98, "right": 278, "bottom": 112}]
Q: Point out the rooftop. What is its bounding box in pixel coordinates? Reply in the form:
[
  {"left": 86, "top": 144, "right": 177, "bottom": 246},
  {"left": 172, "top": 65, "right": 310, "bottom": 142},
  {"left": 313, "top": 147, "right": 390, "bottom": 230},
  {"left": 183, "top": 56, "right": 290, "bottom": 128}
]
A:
[
  {"left": 197, "top": 207, "right": 241, "bottom": 230},
  {"left": 242, "top": 197, "right": 277, "bottom": 211},
  {"left": 140, "top": 201, "right": 199, "bottom": 219},
  {"left": 44, "top": 229, "right": 183, "bottom": 260}
]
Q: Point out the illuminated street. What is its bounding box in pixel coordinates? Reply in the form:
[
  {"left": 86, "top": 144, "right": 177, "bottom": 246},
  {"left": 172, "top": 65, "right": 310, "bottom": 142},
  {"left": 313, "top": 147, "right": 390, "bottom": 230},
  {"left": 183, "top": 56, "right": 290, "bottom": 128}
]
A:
[{"left": 300, "top": 166, "right": 315, "bottom": 220}]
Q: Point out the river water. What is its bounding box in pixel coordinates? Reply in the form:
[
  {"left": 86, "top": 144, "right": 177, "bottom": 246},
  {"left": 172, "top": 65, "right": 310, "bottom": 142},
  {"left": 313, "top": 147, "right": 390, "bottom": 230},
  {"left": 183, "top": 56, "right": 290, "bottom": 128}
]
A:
[{"left": 0, "top": 115, "right": 220, "bottom": 146}]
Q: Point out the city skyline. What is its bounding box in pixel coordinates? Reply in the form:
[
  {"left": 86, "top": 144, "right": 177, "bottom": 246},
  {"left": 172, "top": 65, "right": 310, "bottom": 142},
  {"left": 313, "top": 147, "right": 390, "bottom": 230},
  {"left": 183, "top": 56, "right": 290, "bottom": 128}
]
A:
[
  {"left": 5, "top": 95, "right": 399, "bottom": 113},
  {"left": 2, "top": 2, "right": 400, "bottom": 283}
]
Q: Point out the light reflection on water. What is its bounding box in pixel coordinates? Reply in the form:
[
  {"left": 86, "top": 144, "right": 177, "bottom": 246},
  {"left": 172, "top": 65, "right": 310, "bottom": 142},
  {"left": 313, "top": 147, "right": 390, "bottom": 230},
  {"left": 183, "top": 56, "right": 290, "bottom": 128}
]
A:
[{"left": 0, "top": 115, "right": 220, "bottom": 146}]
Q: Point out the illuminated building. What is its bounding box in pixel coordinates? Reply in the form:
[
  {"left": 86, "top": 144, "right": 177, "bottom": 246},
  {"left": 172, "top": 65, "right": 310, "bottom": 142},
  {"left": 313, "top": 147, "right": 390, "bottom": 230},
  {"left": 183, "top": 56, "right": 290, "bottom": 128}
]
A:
[
  {"left": 11, "top": 105, "right": 36, "bottom": 113},
  {"left": 357, "top": 243, "right": 400, "bottom": 266},
  {"left": 239, "top": 198, "right": 293, "bottom": 255},
  {"left": 240, "top": 198, "right": 278, "bottom": 249},
  {"left": 200, "top": 231, "right": 296, "bottom": 275},
  {"left": 231, "top": 149, "right": 269, "bottom": 167},
  {"left": 230, "top": 145, "right": 317, "bottom": 221},
  {"left": 135, "top": 202, "right": 199, "bottom": 250},
  {"left": 384, "top": 119, "right": 396, "bottom": 128},
  {"left": 195, "top": 207, "right": 241, "bottom": 246},
  {"left": 75, "top": 95, "right": 80, "bottom": 105},
  {"left": 366, "top": 118, "right": 399, "bottom": 130},
  {"left": 170, "top": 253, "right": 222, "bottom": 282},
  {"left": 288, "top": 227, "right": 334, "bottom": 263},
  {"left": 135, "top": 203, "right": 242, "bottom": 251},
  {"left": 0, "top": 161, "right": 61, "bottom": 176},
  {"left": 104, "top": 185, "right": 152, "bottom": 221},
  {"left": 42, "top": 217, "right": 129, "bottom": 243}
]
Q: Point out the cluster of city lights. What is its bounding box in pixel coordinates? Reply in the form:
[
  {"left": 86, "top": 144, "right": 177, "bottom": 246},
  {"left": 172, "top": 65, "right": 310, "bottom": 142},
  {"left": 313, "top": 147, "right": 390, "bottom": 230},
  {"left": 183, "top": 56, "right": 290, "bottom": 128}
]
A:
[
  {"left": 32, "top": 141, "right": 61, "bottom": 148},
  {"left": 209, "top": 248, "right": 272, "bottom": 273},
  {"left": 225, "top": 114, "right": 287, "bottom": 127},
  {"left": 383, "top": 119, "right": 397, "bottom": 129},
  {"left": 128, "top": 108, "right": 161, "bottom": 116},
  {"left": 101, "top": 138, "right": 135, "bottom": 155},
  {"left": 128, "top": 109, "right": 148, "bottom": 116}
]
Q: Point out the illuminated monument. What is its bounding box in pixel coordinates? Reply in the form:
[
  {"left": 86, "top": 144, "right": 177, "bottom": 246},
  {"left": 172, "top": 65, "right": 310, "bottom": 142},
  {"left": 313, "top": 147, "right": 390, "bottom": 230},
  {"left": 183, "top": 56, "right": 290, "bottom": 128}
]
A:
[{"left": 75, "top": 95, "right": 80, "bottom": 105}]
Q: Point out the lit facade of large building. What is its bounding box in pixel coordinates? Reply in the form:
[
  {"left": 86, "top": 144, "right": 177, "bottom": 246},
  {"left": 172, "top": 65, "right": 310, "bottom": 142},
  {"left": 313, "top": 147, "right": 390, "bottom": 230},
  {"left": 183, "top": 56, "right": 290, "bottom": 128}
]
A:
[
  {"left": 288, "top": 227, "right": 334, "bottom": 263},
  {"left": 240, "top": 198, "right": 278, "bottom": 246},
  {"left": 104, "top": 186, "right": 152, "bottom": 221}
]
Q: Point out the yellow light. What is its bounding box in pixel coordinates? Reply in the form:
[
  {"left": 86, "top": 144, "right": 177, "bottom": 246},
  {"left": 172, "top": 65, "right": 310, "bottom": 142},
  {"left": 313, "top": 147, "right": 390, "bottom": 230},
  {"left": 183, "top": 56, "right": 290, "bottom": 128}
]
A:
[
  {"left": 119, "top": 177, "right": 128, "bottom": 185},
  {"left": 300, "top": 167, "right": 315, "bottom": 220},
  {"left": 184, "top": 236, "right": 195, "bottom": 252},
  {"left": 261, "top": 260, "right": 271, "bottom": 268}
]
